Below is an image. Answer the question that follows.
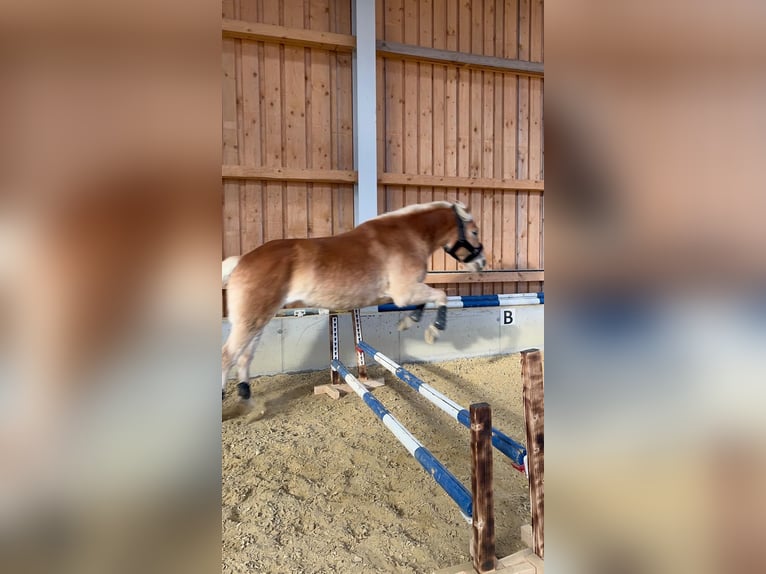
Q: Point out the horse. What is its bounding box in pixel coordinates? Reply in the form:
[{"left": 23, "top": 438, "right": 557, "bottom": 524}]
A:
[{"left": 221, "top": 201, "right": 486, "bottom": 408}]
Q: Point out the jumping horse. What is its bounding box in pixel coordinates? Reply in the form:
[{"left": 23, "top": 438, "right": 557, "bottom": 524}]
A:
[{"left": 221, "top": 201, "right": 486, "bottom": 407}]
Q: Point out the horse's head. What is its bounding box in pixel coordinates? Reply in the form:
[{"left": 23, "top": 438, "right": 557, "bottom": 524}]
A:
[{"left": 444, "top": 203, "right": 487, "bottom": 272}]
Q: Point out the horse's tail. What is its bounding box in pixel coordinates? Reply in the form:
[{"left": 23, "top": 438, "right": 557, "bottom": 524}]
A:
[{"left": 222, "top": 256, "right": 241, "bottom": 286}]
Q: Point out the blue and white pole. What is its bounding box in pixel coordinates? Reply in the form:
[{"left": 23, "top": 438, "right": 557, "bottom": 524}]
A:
[
  {"left": 377, "top": 292, "right": 543, "bottom": 312},
  {"left": 331, "top": 359, "right": 473, "bottom": 522},
  {"left": 357, "top": 341, "right": 527, "bottom": 471}
]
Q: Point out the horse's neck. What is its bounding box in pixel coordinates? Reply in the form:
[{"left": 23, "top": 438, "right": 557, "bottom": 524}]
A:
[{"left": 420, "top": 208, "right": 456, "bottom": 251}]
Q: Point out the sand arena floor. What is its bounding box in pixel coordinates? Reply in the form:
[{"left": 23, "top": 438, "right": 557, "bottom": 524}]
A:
[{"left": 222, "top": 353, "right": 530, "bottom": 573}]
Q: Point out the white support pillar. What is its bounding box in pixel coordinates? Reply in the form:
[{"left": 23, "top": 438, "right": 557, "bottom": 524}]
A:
[{"left": 352, "top": 0, "right": 378, "bottom": 225}]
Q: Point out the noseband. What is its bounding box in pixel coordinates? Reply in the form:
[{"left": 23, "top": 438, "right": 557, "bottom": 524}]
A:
[{"left": 444, "top": 205, "right": 484, "bottom": 263}]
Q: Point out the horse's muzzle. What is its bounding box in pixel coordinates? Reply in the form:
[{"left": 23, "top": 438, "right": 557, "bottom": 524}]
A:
[{"left": 464, "top": 253, "right": 487, "bottom": 272}]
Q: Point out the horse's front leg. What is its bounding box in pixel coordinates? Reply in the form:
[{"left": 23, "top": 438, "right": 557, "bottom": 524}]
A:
[
  {"left": 397, "top": 303, "right": 426, "bottom": 332},
  {"left": 391, "top": 284, "right": 448, "bottom": 344}
]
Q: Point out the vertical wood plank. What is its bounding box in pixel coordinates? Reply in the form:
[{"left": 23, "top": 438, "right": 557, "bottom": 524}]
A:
[
  {"left": 471, "top": 402, "right": 497, "bottom": 573},
  {"left": 335, "top": 2, "right": 354, "bottom": 232},
  {"left": 481, "top": 1, "right": 494, "bottom": 292},
  {"left": 403, "top": 0, "right": 419, "bottom": 208},
  {"left": 376, "top": 0, "right": 384, "bottom": 38},
  {"left": 492, "top": 51, "right": 504, "bottom": 286},
  {"left": 377, "top": 0, "right": 387, "bottom": 216},
  {"left": 327, "top": 0, "right": 340, "bottom": 227},
  {"left": 309, "top": 0, "right": 333, "bottom": 237},
  {"left": 470, "top": 0, "right": 483, "bottom": 56},
  {"left": 516, "top": 0, "right": 530, "bottom": 292},
  {"left": 467, "top": 1, "right": 483, "bottom": 294},
  {"left": 501, "top": 191, "right": 517, "bottom": 293},
  {"left": 432, "top": 0, "right": 447, "bottom": 272},
  {"left": 418, "top": 0, "right": 435, "bottom": 267},
  {"left": 521, "top": 349, "right": 545, "bottom": 559},
  {"left": 483, "top": 0, "right": 495, "bottom": 56},
  {"left": 376, "top": 0, "right": 385, "bottom": 221},
  {"left": 222, "top": 0, "right": 241, "bottom": 257},
  {"left": 283, "top": 1, "right": 308, "bottom": 239},
  {"left": 261, "top": 0, "right": 285, "bottom": 242},
  {"left": 527, "top": 0, "right": 543, "bottom": 292},
  {"left": 443, "top": 0, "right": 459, "bottom": 272},
  {"left": 456, "top": 0, "right": 472, "bottom": 274},
  {"left": 501, "top": 0, "right": 519, "bottom": 293},
  {"left": 457, "top": 0, "right": 470, "bottom": 184},
  {"left": 239, "top": 0, "right": 264, "bottom": 252},
  {"left": 335, "top": 0, "right": 352, "bottom": 33},
  {"left": 335, "top": 0, "right": 353, "bottom": 171},
  {"left": 384, "top": 0, "right": 404, "bottom": 213},
  {"left": 377, "top": 55, "right": 386, "bottom": 216}
]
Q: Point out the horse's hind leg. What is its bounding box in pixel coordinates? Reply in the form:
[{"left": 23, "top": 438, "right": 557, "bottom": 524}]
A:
[
  {"left": 234, "top": 331, "right": 262, "bottom": 400},
  {"left": 222, "top": 322, "right": 254, "bottom": 398}
]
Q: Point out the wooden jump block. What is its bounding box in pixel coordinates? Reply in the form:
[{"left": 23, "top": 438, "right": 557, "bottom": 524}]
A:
[
  {"left": 313, "top": 384, "right": 345, "bottom": 400},
  {"left": 497, "top": 548, "right": 543, "bottom": 574},
  {"left": 313, "top": 378, "right": 385, "bottom": 400},
  {"left": 435, "top": 548, "right": 544, "bottom": 574},
  {"left": 520, "top": 524, "right": 533, "bottom": 549}
]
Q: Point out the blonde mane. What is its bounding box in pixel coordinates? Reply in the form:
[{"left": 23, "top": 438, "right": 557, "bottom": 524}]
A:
[{"left": 374, "top": 201, "right": 473, "bottom": 221}]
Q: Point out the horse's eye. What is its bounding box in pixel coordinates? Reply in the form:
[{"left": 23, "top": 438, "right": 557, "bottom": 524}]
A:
[{"left": 472, "top": 230, "right": 479, "bottom": 237}]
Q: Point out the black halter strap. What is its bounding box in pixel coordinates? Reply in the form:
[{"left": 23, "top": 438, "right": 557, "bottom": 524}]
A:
[{"left": 444, "top": 205, "right": 484, "bottom": 263}]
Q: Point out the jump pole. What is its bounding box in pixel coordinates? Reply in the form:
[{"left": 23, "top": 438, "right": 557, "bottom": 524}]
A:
[
  {"left": 331, "top": 359, "right": 473, "bottom": 520},
  {"left": 357, "top": 341, "right": 527, "bottom": 471},
  {"left": 333, "top": 359, "right": 500, "bottom": 572}
]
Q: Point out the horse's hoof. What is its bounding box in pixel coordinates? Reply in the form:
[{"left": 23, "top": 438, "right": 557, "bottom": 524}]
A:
[
  {"left": 397, "top": 315, "right": 416, "bottom": 331},
  {"left": 237, "top": 381, "right": 251, "bottom": 400},
  {"left": 424, "top": 324, "right": 440, "bottom": 344}
]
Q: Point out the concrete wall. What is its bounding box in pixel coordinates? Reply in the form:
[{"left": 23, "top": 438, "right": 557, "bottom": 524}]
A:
[{"left": 222, "top": 305, "right": 544, "bottom": 377}]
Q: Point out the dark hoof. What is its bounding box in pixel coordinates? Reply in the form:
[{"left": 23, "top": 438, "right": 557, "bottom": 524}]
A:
[{"left": 237, "top": 382, "right": 251, "bottom": 400}]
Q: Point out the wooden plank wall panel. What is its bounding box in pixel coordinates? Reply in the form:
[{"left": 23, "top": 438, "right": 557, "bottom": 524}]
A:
[
  {"left": 431, "top": 0, "right": 447, "bottom": 277},
  {"left": 333, "top": 1, "right": 355, "bottom": 235},
  {"left": 516, "top": 0, "right": 530, "bottom": 294},
  {"left": 527, "top": 0, "right": 543, "bottom": 293},
  {"left": 221, "top": 0, "right": 355, "bottom": 261},
  {"left": 222, "top": 0, "right": 242, "bottom": 257},
  {"left": 283, "top": 1, "right": 309, "bottom": 239},
  {"left": 378, "top": 0, "right": 544, "bottom": 296},
  {"left": 501, "top": 0, "right": 519, "bottom": 294},
  {"left": 383, "top": 0, "right": 405, "bottom": 213},
  {"left": 240, "top": 0, "right": 264, "bottom": 251},
  {"left": 222, "top": 0, "right": 542, "bottom": 299},
  {"left": 309, "top": 0, "right": 333, "bottom": 238},
  {"left": 443, "top": 0, "right": 460, "bottom": 297}
]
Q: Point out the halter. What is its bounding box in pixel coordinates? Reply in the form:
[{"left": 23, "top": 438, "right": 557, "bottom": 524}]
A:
[{"left": 444, "top": 205, "right": 484, "bottom": 263}]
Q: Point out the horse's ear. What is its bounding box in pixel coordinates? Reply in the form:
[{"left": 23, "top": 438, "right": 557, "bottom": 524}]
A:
[{"left": 453, "top": 202, "right": 472, "bottom": 221}]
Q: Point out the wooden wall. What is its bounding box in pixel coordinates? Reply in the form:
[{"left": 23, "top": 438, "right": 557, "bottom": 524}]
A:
[
  {"left": 222, "top": 0, "right": 543, "bottom": 299},
  {"left": 222, "top": 0, "right": 355, "bottom": 257},
  {"left": 376, "top": 0, "right": 544, "bottom": 295}
]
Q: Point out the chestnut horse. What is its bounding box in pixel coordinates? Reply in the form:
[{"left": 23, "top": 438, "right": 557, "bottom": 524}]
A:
[{"left": 221, "top": 201, "right": 485, "bottom": 405}]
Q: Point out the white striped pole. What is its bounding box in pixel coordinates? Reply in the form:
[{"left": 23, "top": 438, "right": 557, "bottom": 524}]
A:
[
  {"left": 331, "top": 359, "right": 473, "bottom": 521},
  {"left": 377, "top": 293, "right": 543, "bottom": 312},
  {"left": 357, "top": 341, "right": 527, "bottom": 471}
]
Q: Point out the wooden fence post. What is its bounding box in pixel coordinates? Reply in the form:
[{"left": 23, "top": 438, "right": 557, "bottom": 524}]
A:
[
  {"left": 470, "top": 403, "right": 496, "bottom": 573},
  {"left": 521, "top": 349, "right": 544, "bottom": 559}
]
